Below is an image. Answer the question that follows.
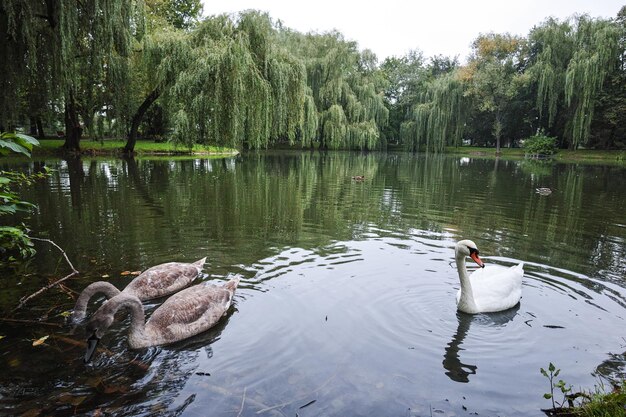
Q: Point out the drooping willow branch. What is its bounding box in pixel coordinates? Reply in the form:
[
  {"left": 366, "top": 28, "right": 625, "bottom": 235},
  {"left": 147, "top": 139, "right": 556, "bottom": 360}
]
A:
[{"left": 14, "top": 237, "right": 79, "bottom": 311}]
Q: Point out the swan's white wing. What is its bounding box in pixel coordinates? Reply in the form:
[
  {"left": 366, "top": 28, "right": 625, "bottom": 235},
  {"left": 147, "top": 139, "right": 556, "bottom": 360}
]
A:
[{"left": 468, "top": 263, "right": 524, "bottom": 313}]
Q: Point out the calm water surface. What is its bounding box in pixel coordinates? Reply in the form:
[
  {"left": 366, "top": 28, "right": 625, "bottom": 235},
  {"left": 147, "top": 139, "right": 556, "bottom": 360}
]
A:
[{"left": 1, "top": 152, "right": 625, "bottom": 417}]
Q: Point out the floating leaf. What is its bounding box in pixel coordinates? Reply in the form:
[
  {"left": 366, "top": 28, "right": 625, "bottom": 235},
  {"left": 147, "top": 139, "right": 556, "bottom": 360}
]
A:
[
  {"left": 58, "top": 394, "right": 87, "bottom": 406},
  {"left": 32, "top": 335, "right": 49, "bottom": 346},
  {"left": 59, "top": 311, "right": 71, "bottom": 318},
  {"left": 120, "top": 271, "right": 131, "bottom": 276},
  {"left": 130, "top": 271, "right": 141, "bottom": 276},
  {"left": 19, "top": 408, "right": 42, "bottom": 417},
  {"left": 101, "top": 274, "right": 110, "bottom": 278},
  {"left": 0, "top": 335, "right": 4, "bottom": 340}
]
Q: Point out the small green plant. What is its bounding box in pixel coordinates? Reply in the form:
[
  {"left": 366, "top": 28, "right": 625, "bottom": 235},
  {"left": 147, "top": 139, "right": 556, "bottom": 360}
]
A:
[
  {"left": 541, "top": 362, "right": 574, "bottom": 411},
  {"left": 523, "top": 130, "right": 558, "bottom": 156},
  {"left": 0, "top": 132, "right": 47, "bottom": 266}
]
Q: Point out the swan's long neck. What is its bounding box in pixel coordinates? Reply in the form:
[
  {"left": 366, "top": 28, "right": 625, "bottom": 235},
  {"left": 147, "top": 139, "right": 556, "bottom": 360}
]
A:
[
  {"left": 101, "top": 294, "right": 148, "bottom": 348},
  {"left": 72, "top": 282, "right": 122, "bottom": 323},
  {"left": 456, "top": 252, "right": 478, "bottom": 313}
]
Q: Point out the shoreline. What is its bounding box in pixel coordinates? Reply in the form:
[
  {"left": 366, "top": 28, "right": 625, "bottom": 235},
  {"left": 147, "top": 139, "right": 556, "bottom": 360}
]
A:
[{"left": 30, "top": 139, "right": 626, "bottom": 165}]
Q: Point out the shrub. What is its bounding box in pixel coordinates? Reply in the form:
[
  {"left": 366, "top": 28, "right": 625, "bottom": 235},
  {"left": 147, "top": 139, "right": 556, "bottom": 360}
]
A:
[{"left": 523, "top": 131, "right": 558, "bottom": 156}]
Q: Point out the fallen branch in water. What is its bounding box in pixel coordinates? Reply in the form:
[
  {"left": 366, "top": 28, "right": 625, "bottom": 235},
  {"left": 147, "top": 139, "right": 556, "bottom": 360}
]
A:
[
  {"left": 0, "top": 317, "right": 63, "bottom": 328},
  {"left": 14, "top": 237, "right": 79, "bottom": 311}
]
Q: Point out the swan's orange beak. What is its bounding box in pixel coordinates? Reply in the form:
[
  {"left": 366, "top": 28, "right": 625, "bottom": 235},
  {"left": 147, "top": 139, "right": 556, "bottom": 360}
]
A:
[{"left": 470, "top": 252, "right": 484, "bottom": 268}]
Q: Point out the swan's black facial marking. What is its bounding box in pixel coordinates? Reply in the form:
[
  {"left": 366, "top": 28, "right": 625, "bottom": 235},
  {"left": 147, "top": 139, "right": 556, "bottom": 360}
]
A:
[{"left": 468, "top": 247, "right": 479, "bottom": 255}]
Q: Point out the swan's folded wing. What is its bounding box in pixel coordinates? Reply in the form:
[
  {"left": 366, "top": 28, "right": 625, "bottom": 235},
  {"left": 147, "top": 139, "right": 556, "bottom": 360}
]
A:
[
  {"left": 146, "top": 284, "right": 233, "bottom": 344},
  {"left": 470, "top": 264, "right": 524, "bottom": 312},
  {"left": 126, "top": 262, "right": 199, "bottom": 299}
]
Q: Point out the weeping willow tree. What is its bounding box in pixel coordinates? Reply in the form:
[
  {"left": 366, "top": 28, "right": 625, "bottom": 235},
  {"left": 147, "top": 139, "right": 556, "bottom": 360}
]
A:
[
  {"left": 167, "top": 11, "right": 307, "bottom": 149},
  {"left": 564, "top": 17, "right": 620, "bottom": 148},
  {"left": 281, "top": 30, "right": 388, "bottom": 150},
  {"left": 528, "top": 18, "right": 574, "bottom": 129},
  {"left": 124, "top": 28, "right": 192, "bottom": 152},
  {"left": 528, "top": 15, "right": 620, "bottom": 148},
  {"left": 0, "top": 1, "right": 145, "bottom": 150},
  {"left": 400, "top": 73, "right": 467, "bottom": 153}
]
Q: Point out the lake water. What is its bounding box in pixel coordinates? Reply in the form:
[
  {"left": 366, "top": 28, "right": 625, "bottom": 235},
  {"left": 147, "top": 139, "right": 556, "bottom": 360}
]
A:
[{"left": 1, "top": 151, "right": 625, "bottom": 416}]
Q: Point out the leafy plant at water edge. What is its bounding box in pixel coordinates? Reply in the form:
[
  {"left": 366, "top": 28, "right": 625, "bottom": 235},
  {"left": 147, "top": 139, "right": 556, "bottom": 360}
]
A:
[
  {"left": 540, "top": 363, "right": 626, "bottom": 416},
  {"left": 541, "top": 362, "right": 574, "bottom": 411},
  {"left": 0, "top": 225, "right": 36, "bottom": 264},
  {"left": 523, "top": 130, "right": 558, "bottom": 156},
  {"left": 577, "top": 382, "right": 626, "bottom": 417},
  {"left": 0, "top": 132, "right": 45, "bottom": 265}
]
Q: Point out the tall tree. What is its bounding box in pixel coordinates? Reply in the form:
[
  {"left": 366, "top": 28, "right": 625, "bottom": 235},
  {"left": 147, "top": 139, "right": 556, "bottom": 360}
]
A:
[
  {"left": 527, "top": 14, "right": 621, "bottom": 148},
  {"left": 462, "top": 33, "right": 524, "bottom": 153},
  {"left": 281, "top": 30, "right": 388, "bottom": 150},
  {"left": 0, "top": 1, "right": 145, "bottom": 150},
  {"left": 167, "top": 11, "right": 308, "bottom": 150}
]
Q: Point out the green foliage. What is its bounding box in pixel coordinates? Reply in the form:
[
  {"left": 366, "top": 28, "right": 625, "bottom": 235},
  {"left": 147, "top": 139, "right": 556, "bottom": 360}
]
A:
[
  {"left": 0, "top": 132, "right": 40, "bottom": 157},
  {"left": 540, "top": 363, "right": 626, "bottom": 416},
  {"left": 0, "top": 131, "right": 47, "bottom": 264},
  {"left": 400, "top": 72, "right": 467, "bottom": 152},
  {"left": 282, "top": 29, "right": 388, "bottom": 150},
  {"left": 0, "top": 225, "right": 36, "bottom": 265},
  {"left": 540, "top": 362, "right": 574, "bottom": 410},
  {"left": 577, "top": 383, "right": 626, "bottom": 417},
  {"left": 146, "top": 0, "right": 203, "bottom": 30},
  {"left": 523, "top": 131, "right": 558, "bottom": 155},
  {"left": 167, "top": 11, "right": 307, "bottom": 150}
]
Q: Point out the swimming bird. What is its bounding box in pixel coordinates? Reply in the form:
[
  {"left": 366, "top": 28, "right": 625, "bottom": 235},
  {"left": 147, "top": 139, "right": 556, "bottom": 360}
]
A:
[
  {"left": 535, "top": 187, "right": 552, "bottom": 195},
  {"left": 84, "top": 278, "right": 240, "bottom": 362},
  {"left": 454, "top": 240, "right": 523, "bottom": 314},
  {"left": 71, "top": 257, "right": 206, "bottom": 324},
  {"left": 351, "top": 175, "right": 365, "bottom": 181}
]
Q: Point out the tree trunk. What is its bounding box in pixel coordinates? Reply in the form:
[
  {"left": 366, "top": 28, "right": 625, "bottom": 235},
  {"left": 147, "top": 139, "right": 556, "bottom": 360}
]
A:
[
  {"left": 36, "top": 117, "right": 45, "bottom": 138},
  {"left": 63, "top": 90, "right": 82, "bottom": 151},
  {"left": 124, "top": 86, "right": 161, "bottom": 154},
  {"left": 29, "top": 117, "right": 38, "bottom": 136}
]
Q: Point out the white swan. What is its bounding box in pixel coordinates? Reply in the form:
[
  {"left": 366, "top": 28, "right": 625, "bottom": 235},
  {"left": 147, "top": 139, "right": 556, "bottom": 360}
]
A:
[
  {"left": 71, "top": 257, "right": 206, "bottom": 323},
  {"left": 84, "top": 278, "right": 240, "bottom": 362},
  {"left": 454, "top": 240, "right": 523, "bottom": 314}
]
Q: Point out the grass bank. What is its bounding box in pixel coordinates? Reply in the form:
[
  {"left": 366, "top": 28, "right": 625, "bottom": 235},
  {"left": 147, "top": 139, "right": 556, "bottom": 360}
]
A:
[
  {"left": 445, "top": 146, "right": 626, "bottom": 164},
  {"left": 33, "top": 139, "right": 239, "bottom": 157}
]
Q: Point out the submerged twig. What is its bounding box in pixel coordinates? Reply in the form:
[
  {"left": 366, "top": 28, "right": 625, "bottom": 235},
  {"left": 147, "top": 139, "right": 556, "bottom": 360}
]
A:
[
  {"left": 256, "top": 371, "right": 336, "bottom": 414},
  {"left": 14, "top": 237, "right": 79, "bottom": 311},
  {"left": 236, "top": 387, "right": 247, "bottom": 417},
  {"left": 0, "top": 317, "right": 63, "bottom": 328}
]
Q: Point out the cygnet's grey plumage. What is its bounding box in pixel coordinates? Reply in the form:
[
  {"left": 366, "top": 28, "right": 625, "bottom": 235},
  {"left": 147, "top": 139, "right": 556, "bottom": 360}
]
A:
[
  {"left": 71, "top": 257, "right": 206, "bottom": 324},
  {"left": 85, "top": 278, "right": 239, "bottom": 352}
]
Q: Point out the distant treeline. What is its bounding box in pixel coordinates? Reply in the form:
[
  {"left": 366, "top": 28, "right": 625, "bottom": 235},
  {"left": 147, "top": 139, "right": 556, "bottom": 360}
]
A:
[{"left": 1, "top": 1, "right": 624, "bottom": 152}]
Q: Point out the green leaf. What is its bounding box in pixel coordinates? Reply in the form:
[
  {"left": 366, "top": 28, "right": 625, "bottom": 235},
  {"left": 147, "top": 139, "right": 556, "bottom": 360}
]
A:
[
  {"left": 548, "top": 362, "right": 556, "bottom": 372},
  {"left": 554, "top": 369, "right": 560, "bottom": 377},
  {"left": 0, "top": 139, "right": 30, "bottom": 157},
  {"left": 543, "top": 393, "right": 552, "bottom": 399},
  {"left": 14, "top": 133, "right": 39, "bottom": 146}
]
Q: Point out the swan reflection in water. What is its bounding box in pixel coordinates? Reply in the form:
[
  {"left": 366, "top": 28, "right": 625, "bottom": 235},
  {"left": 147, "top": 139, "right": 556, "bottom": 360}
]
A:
[{"left": 443, "top": 305, "right": 520, "bottom": 383}]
